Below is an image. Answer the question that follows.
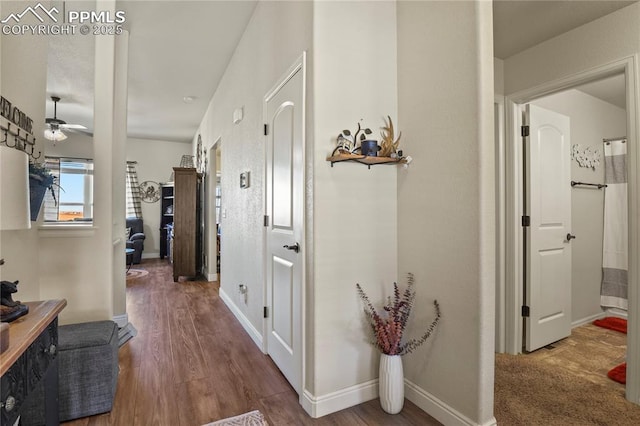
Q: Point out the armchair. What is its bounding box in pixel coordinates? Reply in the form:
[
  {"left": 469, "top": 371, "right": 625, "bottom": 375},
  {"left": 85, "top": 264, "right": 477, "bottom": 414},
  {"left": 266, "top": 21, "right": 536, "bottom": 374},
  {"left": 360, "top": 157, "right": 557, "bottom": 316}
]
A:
[{"left": 126, "top": 217, "right": 146, "bottom": 264}]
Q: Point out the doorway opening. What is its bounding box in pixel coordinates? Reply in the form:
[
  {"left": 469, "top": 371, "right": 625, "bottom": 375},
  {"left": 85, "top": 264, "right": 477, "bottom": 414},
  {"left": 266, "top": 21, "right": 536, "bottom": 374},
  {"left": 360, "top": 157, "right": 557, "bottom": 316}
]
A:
[
  {"left": 206, "top": 138, "right": 222, "bottom": 282},
  {"left": 497, "top": 57, "right": 639, "bottom": 403}
]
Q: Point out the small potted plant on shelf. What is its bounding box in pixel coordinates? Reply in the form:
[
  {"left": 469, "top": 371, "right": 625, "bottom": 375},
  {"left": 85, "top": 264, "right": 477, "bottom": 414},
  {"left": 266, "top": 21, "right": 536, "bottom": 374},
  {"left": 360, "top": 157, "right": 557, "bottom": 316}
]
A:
[
  {"left": 333, "top": 120, "right": 373, "bottom": 156},
  {"left": 356, "top": 273, "right": 441, "bottom": 414},
  {"left": 28, "top": 161, "right": 60, "bottom": 221},
  {"left": 328, "top": 117, "right": 412, "bottom": 167}
]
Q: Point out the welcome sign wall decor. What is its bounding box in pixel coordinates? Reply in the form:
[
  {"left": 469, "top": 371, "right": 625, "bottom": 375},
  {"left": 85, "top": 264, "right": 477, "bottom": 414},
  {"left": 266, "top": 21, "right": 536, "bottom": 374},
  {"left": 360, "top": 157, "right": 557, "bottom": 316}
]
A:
[{"left": 0, "top": 95, "right": 34, "bottom": 135}]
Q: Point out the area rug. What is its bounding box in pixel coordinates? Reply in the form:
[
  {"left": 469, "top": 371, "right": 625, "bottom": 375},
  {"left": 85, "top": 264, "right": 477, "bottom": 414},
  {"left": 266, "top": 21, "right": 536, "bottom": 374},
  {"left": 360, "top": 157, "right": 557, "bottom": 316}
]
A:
[
  {"left": 608, "top": 362, "right": 627, "bottom": 384},
  {"left": 202, "top": 410, "right": 268, "bottom": 426},
  {"left": 126, "top": 269, "right": 149, "bottom": 280},
  {"left": 593, "top": 316, "right": 627, "bottom": 334}
]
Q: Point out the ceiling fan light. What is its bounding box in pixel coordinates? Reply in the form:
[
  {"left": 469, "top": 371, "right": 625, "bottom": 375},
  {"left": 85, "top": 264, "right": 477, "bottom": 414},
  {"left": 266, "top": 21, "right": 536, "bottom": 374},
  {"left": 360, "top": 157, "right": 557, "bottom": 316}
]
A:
[{"left": 44, "top": 128, "right": 67, "bottom": 142}]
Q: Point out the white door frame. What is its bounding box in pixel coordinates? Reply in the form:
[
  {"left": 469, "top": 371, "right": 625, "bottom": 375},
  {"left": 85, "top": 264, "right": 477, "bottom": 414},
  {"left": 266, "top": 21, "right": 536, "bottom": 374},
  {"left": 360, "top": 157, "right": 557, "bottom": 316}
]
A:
[
  {"left": 495, "top": 95, "right": 507, "bottom": 353},
  {"left": 501, "top": 56, "right": 640, "bottom": 404},
  {"left": 262, "top": 52, "right": 307, "bottom": 397},
  {"left": 206, "top": 137, "right": 221, "bottom": 282}
]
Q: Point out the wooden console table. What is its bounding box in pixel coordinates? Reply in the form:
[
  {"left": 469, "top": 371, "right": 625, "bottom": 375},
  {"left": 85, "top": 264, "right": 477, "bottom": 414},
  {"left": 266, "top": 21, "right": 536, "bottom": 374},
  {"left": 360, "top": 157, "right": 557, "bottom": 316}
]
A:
[{"left": 1, "top": 299, "right": 67, "bottom": 426}]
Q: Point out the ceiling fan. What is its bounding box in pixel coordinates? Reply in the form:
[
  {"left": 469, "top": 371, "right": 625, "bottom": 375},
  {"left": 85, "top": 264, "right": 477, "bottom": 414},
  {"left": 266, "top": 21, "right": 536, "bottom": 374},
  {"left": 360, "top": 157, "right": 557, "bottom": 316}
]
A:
[{"left": 45, "top": 96, "right": 88, "bottom": 141}]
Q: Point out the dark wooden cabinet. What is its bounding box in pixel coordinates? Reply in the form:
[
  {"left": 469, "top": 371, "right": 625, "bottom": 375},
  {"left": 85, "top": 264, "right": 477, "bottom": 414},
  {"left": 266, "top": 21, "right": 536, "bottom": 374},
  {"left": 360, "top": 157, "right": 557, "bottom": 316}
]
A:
[
  {"left": 159, "top": 183, "right": 174, "bottom": 260},
  {"left": 1, "top": 300, "right": 66, "bottom": 426},
  {"left": 172, "top": 168, "right": 202, "bottom": 282}
]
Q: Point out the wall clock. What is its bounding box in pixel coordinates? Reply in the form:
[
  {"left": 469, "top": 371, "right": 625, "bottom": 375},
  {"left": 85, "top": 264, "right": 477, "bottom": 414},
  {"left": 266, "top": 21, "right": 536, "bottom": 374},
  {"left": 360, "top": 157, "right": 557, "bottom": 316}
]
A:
[{"left": 139, "top": 181, "right": 161, "bottom": 203}]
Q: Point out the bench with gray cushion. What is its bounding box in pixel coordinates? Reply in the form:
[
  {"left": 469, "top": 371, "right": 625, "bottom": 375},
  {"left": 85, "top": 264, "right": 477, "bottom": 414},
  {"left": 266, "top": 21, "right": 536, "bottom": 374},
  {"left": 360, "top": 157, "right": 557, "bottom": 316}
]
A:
[
  {"left": 21, "top": 320, "right": 119, "bottom": 424},
  {"left": 58, "top": 320, "right": 119, "bottom": 420}
]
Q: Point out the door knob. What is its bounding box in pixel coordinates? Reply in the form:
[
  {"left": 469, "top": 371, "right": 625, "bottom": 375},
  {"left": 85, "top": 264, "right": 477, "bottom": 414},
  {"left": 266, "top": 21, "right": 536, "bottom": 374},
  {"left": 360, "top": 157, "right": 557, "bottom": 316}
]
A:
[
  {"left": 566, "top": 233, "right": 576, "bottom": 241},
  {"left": 283, "top": 243, "right": 300, "bottom": 253}
]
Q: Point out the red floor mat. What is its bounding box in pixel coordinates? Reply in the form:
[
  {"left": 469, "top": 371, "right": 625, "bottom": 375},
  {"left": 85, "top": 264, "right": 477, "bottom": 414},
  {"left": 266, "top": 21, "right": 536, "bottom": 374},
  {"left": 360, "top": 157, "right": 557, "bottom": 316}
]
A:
[
  {"left": 593, "top": 317, "right": 627, "bottom": 334},
  {"left": 608, "top": 363, "right": 627, "bottom": 384}
]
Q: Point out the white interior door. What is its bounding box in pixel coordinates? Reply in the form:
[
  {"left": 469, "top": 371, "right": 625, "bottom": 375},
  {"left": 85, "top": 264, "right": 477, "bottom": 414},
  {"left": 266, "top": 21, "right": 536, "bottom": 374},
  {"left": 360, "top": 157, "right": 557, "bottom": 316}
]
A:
[
  {"left": 525, "top": 103, "right": 572, "bottom": 352},
  {"left": 264, "top": 57, "right": 304, "bottom": 394}
]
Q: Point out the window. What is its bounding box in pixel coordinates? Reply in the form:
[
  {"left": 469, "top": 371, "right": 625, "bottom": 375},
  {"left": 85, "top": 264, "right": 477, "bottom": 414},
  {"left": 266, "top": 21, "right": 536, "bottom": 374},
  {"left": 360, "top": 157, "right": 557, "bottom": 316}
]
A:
[{"left": 43, "top": 157, "right": 93, "bottom": 222}]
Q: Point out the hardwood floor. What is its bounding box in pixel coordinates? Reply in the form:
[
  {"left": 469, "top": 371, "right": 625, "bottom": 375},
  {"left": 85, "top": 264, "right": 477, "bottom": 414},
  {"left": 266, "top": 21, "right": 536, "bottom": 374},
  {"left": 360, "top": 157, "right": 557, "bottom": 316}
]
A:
[{"left": 64, "top": 260, "right": 441, "bottom": 425}]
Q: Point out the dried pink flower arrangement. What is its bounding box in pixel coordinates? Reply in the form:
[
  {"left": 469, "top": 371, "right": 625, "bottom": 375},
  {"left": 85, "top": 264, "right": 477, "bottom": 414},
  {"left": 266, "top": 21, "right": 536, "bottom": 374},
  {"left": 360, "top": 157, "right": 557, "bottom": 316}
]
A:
[{"left": 356, "top": 273, "right": 441, "bottom": 356}]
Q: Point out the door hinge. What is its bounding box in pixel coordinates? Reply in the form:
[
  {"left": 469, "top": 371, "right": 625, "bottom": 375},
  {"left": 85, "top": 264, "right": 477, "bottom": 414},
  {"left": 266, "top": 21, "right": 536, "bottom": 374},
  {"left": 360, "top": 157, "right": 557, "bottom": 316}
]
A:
[
  {"left": 264, "top": 306, "right": 268, "bottom": 318},
  {"left": 522, "top": 305, "right": 530, "bottom": 317},
  {"left": 522, "top": 215, "right": 530, "bottom": 227},
  {"left": 263, "top": 215, "right": 269, "bottom": 227},
  {"left": 264, "top": 124, "right": 268, "bottom": 136},
  {"left": 521, "top": 125, "right": 530, "bottom": 137}
]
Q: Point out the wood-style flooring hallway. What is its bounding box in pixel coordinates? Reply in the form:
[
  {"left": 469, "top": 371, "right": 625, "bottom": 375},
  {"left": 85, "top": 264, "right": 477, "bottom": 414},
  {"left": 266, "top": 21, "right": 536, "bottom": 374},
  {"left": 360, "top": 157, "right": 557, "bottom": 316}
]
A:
[{"left": 64, "top": 260, "right": 441, "bottom": 426}]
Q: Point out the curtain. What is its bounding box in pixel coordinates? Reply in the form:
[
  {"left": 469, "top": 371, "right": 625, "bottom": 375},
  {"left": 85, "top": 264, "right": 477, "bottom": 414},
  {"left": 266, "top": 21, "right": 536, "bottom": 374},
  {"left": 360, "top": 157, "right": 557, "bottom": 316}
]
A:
[
  {"left": 601, "top": 138, "right": 628, "bottom": 310},
  {"left": 125, "top": 162, "right": 142, "bottom": 218},
  {"left": 43, "top": 158, "right": 61, "bottom": 221}
]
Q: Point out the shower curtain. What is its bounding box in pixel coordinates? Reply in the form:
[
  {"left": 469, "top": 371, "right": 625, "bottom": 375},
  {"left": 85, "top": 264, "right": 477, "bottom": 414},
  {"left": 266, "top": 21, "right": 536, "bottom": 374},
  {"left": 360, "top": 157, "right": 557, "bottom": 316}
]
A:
[{"left": 601, "top": 138, "right": 628, "bottom": 310}]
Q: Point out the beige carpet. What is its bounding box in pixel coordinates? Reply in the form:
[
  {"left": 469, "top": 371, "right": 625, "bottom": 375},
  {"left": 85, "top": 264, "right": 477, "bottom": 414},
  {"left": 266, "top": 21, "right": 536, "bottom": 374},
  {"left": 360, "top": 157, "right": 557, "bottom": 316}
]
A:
[
  {"left": 495, "top": 323, "right": 640, "bottom": 425},
  {"left": 202, "top": 410, "right": 268, "bottom": 426},
  {"left": 523, "top": 323, "right": 627, "bottom": 388}
]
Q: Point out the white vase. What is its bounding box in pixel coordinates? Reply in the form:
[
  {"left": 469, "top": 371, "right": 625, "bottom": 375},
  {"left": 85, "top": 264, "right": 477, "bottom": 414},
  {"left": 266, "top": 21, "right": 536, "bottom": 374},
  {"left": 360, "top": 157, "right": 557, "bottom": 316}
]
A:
[{"left": 379, "top": 353, "right": 404, "bottom": 414}]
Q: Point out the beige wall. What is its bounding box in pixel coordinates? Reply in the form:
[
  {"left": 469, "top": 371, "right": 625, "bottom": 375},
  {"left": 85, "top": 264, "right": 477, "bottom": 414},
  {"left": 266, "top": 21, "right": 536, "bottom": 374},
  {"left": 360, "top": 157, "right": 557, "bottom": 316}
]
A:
[
  {"left": 397, "top": 1, "right": 495, "bottom": 424},
  {"left": 194, "top": 0, "right": 313, "bottom": 373},
  {"left": 39, "top": 132, "right": 189, "bottom": 262},
  {"left": 39, "top": 0, "right": 127, "bottom": 326},
  {"left": 1, "top": 1, "right": 126, "bottom": 326},
  {"left": 532, "top": 89, "right": 626, "bottom": 324},
  {"left": 504, "top": 3, "right": 640, "bottom": 95},
  {"left": 311, "top": 0, "right": 398, "bottom": 405},
  {"left": 495, "top": 58, "right": 505, "bottom": 96},
  {"left": 126, "top": 137, "right": 192, "bottom": 258},
  {"left": 0, "top": 1, "right": 49, "bottom": 302},
  {"left": 195, "top": 0, "right": 402, "bottom": 417},
  {"left": 44, "top": 132, "right": 94, "bottom": 159}
]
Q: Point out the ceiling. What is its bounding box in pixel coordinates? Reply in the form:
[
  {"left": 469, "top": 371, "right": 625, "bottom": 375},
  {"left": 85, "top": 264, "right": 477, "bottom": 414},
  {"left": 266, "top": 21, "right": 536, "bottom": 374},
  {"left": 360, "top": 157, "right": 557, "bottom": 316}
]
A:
[
  {"left": 493, "top": 0, "right": 635, "bottom": 109},
  {"left": 493, "top": 0, "right": 636, "bottom": 60},
  {"left": 45, "top": 1, "right": 635, "bottom": 144},
  {"left": 46, "top": 0, "right": 257, "bottom": 143},
  {"left": 576, "top": 74, "right": 626, "bottom": 109}
]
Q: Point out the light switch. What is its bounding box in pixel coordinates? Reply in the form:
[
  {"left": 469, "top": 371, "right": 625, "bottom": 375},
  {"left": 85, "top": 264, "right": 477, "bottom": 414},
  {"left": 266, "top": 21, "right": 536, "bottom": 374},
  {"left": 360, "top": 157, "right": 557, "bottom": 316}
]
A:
[{"left": 233, "top": 107, "right": 244, "bottom": 124}]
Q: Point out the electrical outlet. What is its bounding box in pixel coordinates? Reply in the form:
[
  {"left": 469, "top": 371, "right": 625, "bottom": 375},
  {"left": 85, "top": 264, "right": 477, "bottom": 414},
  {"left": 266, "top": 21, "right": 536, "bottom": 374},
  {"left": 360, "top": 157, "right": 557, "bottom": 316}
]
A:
[{"left": 239, "top": 284, "right": 248, "bottom": 304}]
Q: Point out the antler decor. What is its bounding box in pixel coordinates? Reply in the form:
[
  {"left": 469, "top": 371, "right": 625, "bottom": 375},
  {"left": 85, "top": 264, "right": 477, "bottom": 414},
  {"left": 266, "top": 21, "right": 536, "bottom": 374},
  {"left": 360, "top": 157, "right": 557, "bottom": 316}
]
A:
[{"left": 379, "top": 115, "right": 401, "bottom": 157}]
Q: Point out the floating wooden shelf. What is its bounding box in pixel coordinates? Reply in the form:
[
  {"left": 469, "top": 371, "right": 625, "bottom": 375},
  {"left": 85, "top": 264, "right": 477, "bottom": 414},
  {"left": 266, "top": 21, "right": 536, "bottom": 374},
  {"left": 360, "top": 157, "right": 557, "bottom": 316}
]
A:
[{"left": 326, "top": 153, "right": 407, "bottom": 169}]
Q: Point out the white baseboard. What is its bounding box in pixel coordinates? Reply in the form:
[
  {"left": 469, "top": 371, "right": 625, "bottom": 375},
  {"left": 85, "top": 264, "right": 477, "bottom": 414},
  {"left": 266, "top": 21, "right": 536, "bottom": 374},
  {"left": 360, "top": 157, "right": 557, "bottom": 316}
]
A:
[
  {"left": 405, "top": 379, "right": 497, "bottom": 426},
  {"left": 207, "top": 272, "right": 218, "bottom": 281},
  {"left": 112, "top": 313, "right": 129, "bottom": 328},
  {"left": 301, "top": 377, "right": 495, "bottom": 425},
  {"left": 118, "top": 322, "right": 138, "bottom": 346},
  {"left": 572, "top": 311, "right": 607, "bottom": 328},
  {"left": 301, "top": 380, "right": 378, "bottom": 418},
  {"left": 142, "top": 252, "right": 159, "bottom": 259},
  {"left": 606, "top": 307, "right": 629, "bottom": 319},
  {"left": 571, "top": 308, "right": 630, "bottom": 328},
  {"left": 219, "top": 287, "right": 263, "bottom": 351}
]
